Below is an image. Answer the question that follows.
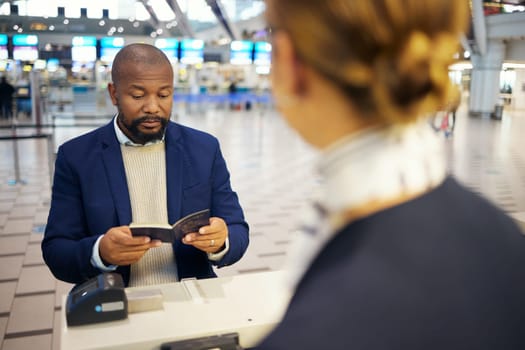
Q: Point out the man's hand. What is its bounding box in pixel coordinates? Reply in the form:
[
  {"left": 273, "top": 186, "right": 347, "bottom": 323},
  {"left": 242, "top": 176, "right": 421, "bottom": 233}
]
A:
[
  {"left": 99, "top": 226, "right": 162, "bottom": 266},
  {"left": 182, "top": 217, "right": 228, "bottom": 253}
]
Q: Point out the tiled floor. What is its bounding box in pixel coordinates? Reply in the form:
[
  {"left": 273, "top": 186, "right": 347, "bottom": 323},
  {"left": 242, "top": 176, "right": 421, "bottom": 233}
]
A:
[{"left": 0, "top": 98, "right": 524, "bottom": 349}]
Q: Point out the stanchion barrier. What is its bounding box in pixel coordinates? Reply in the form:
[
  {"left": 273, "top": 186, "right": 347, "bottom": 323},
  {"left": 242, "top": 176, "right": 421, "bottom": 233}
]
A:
[
  {"left": 0, "top": 122, "right": 106, "bottom": 129},
  {"left": 0, "top": 133, "right": 53, "bottom": 186}
]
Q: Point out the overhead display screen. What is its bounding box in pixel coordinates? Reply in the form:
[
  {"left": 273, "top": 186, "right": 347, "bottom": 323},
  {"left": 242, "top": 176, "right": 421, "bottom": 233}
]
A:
[
  {"left": 155, "top": 38, "right": 178, "bottom": 62},
  {"left": 72, "top": 36, "right": 97, "bottom": 61},
  {"left": 13, "top": 46, "right": 38, "bottom": 61},
  {"left": 72, "top": 46, "right": 97, "bottom": 62},
  {"left": 230, "top": 40, "right": 254, "bottom": 65},
  {"left": 99, "top": 37, "right": 125, "bottom": 64},
  {"left": 13, "top": 34, "right": 38, "bottom": 46},
  {"left": 12, "top": 34, "right": 39, "bottom": 61},
  {"left": 180, "top": 39, "right": 204, "bottom": 64},
  {"left": 0, "top": 34, "right": 7, "bottom": 60},
  {"left": 72, "top": 36, "right": 97, "bottom": 47},
  {"left": 253, "top": 41, "right": 272, "bottom": 66}
]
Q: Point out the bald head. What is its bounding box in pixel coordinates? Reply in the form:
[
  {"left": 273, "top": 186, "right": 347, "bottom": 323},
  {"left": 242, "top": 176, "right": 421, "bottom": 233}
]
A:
[{"left": 111, "top": 43, "right": 172, "bottom": 85}]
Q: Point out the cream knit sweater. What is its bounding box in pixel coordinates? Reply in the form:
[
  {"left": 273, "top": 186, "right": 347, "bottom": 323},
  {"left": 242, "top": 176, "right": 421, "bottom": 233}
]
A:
[{"left": 121, "top": 142, "right": 178, "bottom": 286}]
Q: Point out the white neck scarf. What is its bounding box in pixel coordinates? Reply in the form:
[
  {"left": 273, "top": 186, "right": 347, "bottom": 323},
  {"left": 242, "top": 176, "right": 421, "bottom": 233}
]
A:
[{"left": 285, "top": 120, "right": 447, "bottom": 292}]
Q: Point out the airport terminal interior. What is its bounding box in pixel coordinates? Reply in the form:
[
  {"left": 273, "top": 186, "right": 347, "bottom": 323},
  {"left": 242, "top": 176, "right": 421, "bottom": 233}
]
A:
[{"left": 1, "top": 0, "right": 525, "bottom": 349}]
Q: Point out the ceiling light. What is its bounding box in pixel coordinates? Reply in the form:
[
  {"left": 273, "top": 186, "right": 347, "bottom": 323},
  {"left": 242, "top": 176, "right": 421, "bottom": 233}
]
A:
[
  {"left": 30, "top": 23, "right": 48, "bottom": 31},
  {"left": 217, "top": 38, "right": 231, "bottom": 45}
]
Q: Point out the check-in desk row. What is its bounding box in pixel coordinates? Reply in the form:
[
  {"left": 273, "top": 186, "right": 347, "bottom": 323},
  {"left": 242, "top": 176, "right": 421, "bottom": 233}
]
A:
[{"left": 61, "top": 270, "right": 290, "bottom": 350}]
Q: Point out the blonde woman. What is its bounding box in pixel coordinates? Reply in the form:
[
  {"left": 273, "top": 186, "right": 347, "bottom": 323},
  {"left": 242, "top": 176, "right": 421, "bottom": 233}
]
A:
[{"left": 256, "top": 0, "right": 525, "bottom": 349}]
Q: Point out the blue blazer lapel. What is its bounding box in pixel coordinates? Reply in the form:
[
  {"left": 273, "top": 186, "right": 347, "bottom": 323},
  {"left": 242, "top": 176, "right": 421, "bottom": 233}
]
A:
[
  {"left": 165, "top": 123, "right": 183, "bottom": 225},
  {"left": 100, "top": 122, "right": 132, "bottom": 225}
]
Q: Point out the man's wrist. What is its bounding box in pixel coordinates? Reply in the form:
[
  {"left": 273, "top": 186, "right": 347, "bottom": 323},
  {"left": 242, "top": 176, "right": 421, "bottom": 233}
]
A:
[
  {"left": 208, "top": 237, "right": 229, "bottom": 261},
  {"left": 91, "top": 235, "right": 118, "bottom": 271}
]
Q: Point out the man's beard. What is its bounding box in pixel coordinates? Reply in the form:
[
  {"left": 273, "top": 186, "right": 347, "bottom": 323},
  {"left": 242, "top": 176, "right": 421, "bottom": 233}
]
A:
[{"left": 118, "top": 114, "right": 168, "bottom": 144}]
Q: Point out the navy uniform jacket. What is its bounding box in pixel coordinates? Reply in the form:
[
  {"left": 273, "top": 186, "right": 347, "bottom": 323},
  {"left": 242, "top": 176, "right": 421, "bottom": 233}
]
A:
[
  {"left": 42, "top": 120, "right": 249, "bottom": 285},
  {"left": 256, "top": 178, "right": 525, "bottom": 349}
]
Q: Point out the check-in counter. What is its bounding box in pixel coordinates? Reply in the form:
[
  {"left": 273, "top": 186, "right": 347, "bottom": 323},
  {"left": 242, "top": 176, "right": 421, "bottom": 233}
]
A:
[{"left": 60, "top": 270, "right": 291, "bottom": 350}]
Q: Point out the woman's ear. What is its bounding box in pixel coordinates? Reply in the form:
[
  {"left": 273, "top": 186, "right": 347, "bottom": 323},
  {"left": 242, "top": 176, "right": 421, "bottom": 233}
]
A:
[{"left": 271, "top": 31, "right": 307, "bottom": 98}]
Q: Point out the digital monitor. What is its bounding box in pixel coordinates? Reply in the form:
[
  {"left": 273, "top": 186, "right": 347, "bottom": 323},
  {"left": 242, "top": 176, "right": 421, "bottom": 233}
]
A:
[
  {"left": 72, "top": 46, "right": 97, "bottom": 62},
  {"left": 72, "top": 36, "right": 97, "bottom": 62},
  {"left": 230, "top": 40, "right": 254, "bottom": 65},
  {"left": 13, "top": 34, "right": 38, "bottom": 46},
  {"left": 0, "top": 46, "right": 7, "bottom": 60},
  {"left": 12, "top": 34, "right": 39, "bottom": 61},
  {"left": 13, "top": 46, "right": 39, "bottom": 61},
  {"left": 72, "top": 36, "right": 97, "bottom": 47},
  {"left": 99, "top": 37, "right": 125, "bottom": 64},
  {"left": 253, "top": 41, "right": 272, "bottom": 66},
  {"left": 99, "top": 47, "right": 121, "bottom": 64},
  {"left": 100, "top": 37, "right": 125, "bottom": 49},
  {"left": 180, "top": 39, "right": 204, "bottom": 64},
  {"left": 0, "top": 36, "right": 6, "bottom": 61},
  {"left": 0, "top": 34, "right": 7, "bottom": 46},
  {"left": 155, "top": 38, "right": 178, "bottom": 62}
]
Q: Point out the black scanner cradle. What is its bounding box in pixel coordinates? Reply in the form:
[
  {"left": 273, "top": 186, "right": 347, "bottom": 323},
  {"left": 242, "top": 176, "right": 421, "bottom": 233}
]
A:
[{"left": 66, "top": 273, "right": 128, "bottom": 326}]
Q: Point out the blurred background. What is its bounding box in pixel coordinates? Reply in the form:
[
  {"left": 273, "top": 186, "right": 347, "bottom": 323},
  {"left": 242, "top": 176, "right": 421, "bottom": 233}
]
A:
[{"left": 0, "top": 1, "right": 524, "bottom": 349}]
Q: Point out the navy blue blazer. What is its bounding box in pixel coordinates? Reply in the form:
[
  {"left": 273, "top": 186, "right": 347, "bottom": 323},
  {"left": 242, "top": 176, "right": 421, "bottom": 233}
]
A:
[
  {"left": 256, "top": 178, "right": 525, "bottom": 349},
  {"left": 42, "top": 120, "right": 249, "bottom": 285}
]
